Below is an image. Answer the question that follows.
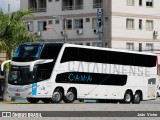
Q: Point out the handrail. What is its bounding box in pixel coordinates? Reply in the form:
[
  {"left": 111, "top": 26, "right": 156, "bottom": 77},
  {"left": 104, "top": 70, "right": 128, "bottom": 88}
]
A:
[{"left": 1, "top": 60, "right": 11, "bottom": 71}]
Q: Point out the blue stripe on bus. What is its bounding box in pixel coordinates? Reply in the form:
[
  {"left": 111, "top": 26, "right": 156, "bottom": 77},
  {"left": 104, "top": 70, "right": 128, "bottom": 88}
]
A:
[{"left": 32, "top": 83, "right": 37, "bottom": 96}]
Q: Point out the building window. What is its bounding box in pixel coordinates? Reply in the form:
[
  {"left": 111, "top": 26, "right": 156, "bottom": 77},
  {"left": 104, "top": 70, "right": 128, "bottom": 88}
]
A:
[
  {"left": 28, "top": 0, "right": 47, "bottom": 12},
  {"left": 126, "top": 43, "right": 134, "bottom": 51},
  {"left": 146, "top": 20, "right": 153, "bottom": 30},
  {"left": 139, "top": 43, "right": 142, "bottom": 52},
  {"left": 146, "top": 43, "right": 153, "bottom": 52},
  {"left": 126, "top": 18, "right": 134, "bottom": 29},
  {"left": 74, "top": 19, "right": 83, "bottom": 29},
  {"left": 48, "top": 0, "right": 52, "bottom": 2},
  {"left": 127, "top": 0, "right": 134, "bottom": 6},
  {"left": 48, "top": 20, "right": 53, "bottom": 24},
  {"left": 66, "top": 19, "right": 72, "bottom": 30},
  {"left": 86, "top": 18, "right": 90, "bottom": 22},
  {"left": 26, "top": 22, "right": 33, "bottom": 32},
  {"left": 93, "top": 0, "right": 103, "bottom": 8},
  {"left": 92, "top": 18, "right": 98, "bottom": 29},
  {"left": 38, "top": 21, "right": 47, "bottom": 31},
  {"left": 55, "top": 20, "right": 60, "bottom": 24},
  {"left": 62, "top": 0, "right": 83, "bottom": 11},
  {"left": 139, "top": 19, "right": 142, "bottom": 30},
  {"left": 139, "top": 0, "right": 142, "bottom": 6},
  {"left": 146, "top": 0, "right": 153, "bottom": 7}
]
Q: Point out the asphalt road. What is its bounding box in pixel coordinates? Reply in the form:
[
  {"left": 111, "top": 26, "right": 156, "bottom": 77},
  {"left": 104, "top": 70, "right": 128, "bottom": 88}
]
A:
[{"left": 1, "top": 98, "right": 160, "bottom": 120}]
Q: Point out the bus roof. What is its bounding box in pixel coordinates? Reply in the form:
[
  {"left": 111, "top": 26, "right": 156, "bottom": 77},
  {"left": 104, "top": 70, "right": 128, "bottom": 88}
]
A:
[
  {"left": 20, "top": 42, "right": 156, "bottom": 56},
  {"left": 63, "top": 43, "right": 157, "bottom": 56}
]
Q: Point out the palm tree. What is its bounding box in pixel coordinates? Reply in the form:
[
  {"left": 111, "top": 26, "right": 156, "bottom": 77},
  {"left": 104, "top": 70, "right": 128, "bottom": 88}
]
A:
[
  {"left": 0, "top": 10, "right": 42, "bottom": 59},
  {"left": 0, "top": 10, "right": 43, "bottom": 101}
]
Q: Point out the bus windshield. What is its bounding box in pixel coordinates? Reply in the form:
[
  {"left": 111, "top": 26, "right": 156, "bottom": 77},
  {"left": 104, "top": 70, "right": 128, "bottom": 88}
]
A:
[
  {"left": 12, "top": 45, "right": 42, "bottom": 62},
  {"left": 8, "top": 65, "right": 37, "bottom": 85}
]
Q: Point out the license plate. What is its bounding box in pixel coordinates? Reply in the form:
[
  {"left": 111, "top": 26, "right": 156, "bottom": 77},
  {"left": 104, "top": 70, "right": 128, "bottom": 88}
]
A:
[{"left": 15, "top": 93, "right": 20, "bottom": 96}]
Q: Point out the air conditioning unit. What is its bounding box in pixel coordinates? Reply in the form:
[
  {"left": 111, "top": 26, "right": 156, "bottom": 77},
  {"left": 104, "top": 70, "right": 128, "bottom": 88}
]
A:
[
  {"left": 153, "top": 31, "right": 158, "bottom": 36},
  {"left": 93, "top": 29, "right": 98, "bottom": 34},
  {"left": 35, "top": 31, "right": 41, "bottom": 36},
  {"left": 61, "top": 30, "right": 65, "bottom": 36},
  {"left": 76, "top": 29, "right": 83, "bottom": 35}
]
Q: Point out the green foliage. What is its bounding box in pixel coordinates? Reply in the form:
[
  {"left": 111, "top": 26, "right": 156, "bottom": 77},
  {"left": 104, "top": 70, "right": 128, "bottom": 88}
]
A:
[{"left": 0, "top": 10, "right": 43, "bottom": 60}]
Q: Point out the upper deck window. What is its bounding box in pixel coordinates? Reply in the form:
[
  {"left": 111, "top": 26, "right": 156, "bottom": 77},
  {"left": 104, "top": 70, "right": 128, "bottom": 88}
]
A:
[{"left": 12, "top": 45, "right": 42, "bottom": 62}]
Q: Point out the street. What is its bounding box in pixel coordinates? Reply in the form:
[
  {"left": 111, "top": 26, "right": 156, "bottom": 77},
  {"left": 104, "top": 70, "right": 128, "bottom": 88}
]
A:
[{"left": 0, "top": 98, "right": 160, "bottom": 120}]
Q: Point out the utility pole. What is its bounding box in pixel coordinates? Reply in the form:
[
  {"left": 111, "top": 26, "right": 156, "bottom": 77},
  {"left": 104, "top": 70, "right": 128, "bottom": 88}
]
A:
[
  {"left": 63, "top": 17, "right": 67, "bottom": 43},
  {"left": 8, "top": 4, "right": 11, "bottom": 18},
  {"left": 97, "top": 8, "right": 103, "bottom": 47}
]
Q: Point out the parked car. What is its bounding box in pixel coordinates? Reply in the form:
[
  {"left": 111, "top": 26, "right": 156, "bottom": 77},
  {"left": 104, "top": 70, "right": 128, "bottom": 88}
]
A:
[{"left": 157, "top": 86, "right": 160, "bottom": 98}]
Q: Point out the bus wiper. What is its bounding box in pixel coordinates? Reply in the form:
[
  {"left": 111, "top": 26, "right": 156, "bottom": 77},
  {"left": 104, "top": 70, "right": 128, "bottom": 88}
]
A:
[{"left": 30, "top": 59, "right": 54, "bottom": 72}]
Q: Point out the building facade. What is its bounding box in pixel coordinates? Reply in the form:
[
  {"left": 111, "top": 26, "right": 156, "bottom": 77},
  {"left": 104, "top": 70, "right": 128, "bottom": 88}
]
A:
[
  {"left": 20, "top": 0, "right": 102, "bottom": 46},
  {"left": 20, "top": 0, "right": 160, "bottom": 62}
]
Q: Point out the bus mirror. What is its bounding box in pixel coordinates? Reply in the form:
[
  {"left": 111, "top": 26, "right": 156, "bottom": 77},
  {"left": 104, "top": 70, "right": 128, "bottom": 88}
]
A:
[{"left": 30, "top": 59, "right": 53, "bottom": 72}]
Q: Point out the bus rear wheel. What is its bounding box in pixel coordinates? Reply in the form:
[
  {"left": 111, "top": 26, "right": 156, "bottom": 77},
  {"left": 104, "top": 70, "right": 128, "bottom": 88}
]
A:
[
  {"left": 27, "top": 98, "right": 39, "bottom": 103},
  {"left": 122, "top": 91, "right": 132, "bottom": 104},
  {"left": 63, "top": 89, "right": 76, "bottom": 103},
  {"left": 51, "top": 89, "right": 63, "bottom": 103},
  {"left": 132, "top": 92, "right": 141, "bottom": 104}
]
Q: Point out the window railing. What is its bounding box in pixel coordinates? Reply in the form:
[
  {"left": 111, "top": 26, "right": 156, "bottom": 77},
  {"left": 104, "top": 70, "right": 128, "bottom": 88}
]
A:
[
  {"left": 31, "top": 8, "right": 47, "bottom": 12},
  {"left": 62, "top": 5, "right": 83, "bottom": 11},
  {"left": 62, "top": 6, "right": 74, "bottom": 11},
  {"left": 93, "top": 3, "right": 102, "bottom": 8}
]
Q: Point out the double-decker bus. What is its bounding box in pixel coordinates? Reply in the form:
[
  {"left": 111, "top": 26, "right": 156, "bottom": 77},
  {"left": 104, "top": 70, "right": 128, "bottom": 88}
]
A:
[{"left": 1, "top": 42, "right": 158, "bottom": 104}]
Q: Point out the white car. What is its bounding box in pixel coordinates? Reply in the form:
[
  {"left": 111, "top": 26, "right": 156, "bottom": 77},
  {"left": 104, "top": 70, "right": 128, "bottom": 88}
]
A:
[{"left": 157, "top": 86, "right": 160, "bottom": 98}]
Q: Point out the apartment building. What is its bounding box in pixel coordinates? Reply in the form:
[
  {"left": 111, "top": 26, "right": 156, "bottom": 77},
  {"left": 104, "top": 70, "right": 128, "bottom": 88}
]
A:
[
  {"left": 20, "top": 0, "right": 160, "bottom": 60},
  {"left": 103, "top": 0, "right": 160, "bottom": 53},
  {"left": 20, "top": 0, "right": 102, "bottom": 46}
]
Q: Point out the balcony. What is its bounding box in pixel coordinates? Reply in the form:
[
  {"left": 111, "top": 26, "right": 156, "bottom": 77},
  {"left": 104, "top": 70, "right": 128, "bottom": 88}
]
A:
[
  {"left": 93, "top": 0, "right": 103, "bottom": 8},
  {"left": 93, "top": 3, "right": 102, "bottom": 8},
  {"left": 28, "top": 0, "right": 47, "bottom": 13},
  {"left": 62, "top": 0, "right": 83, "bottom": 11}
]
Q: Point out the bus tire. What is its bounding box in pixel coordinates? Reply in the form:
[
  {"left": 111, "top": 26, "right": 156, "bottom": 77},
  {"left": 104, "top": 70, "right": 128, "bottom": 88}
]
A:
[
  {"left": 51, "top": 88, "right": 63, "bottom": 103},
  {"left": 27, "top": 98, "right": 39, "bottom": 103},
  {"left": 63, "top": 89, "right": 76, "bottom": 103},
  {"left": 123, "top": 91, "right": 132, "bottom": 104},
  {"left": 132, "top": 92, "right": 141, "bottom": 104},
  {"left": 41, "top": 98, "right": 51, "bottom": 103},
  {"left": 157, "top": 92, "right": 159, "bottom": 98}
]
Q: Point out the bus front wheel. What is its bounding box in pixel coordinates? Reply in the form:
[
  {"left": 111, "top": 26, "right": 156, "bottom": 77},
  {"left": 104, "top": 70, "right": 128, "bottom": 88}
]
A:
[
  {"left": 27, "top": 98, "right": 39, "bottom": 103},
  {"left": 63, "top": 89, "right": 76, "bottom": 103},
  {"left": 51, "top": 89, "right": 63, "bottom": 103}
]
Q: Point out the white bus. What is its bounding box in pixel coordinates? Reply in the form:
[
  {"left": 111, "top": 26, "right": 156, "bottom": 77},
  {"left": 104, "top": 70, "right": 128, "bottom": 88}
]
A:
[{"left": 1, "top": 42, "right": 158, "bottom": 104}]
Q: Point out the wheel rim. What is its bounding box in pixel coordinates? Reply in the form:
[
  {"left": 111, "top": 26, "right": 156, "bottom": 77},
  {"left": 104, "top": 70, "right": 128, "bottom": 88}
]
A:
[
  {"left": 125, "top": 93, "right": 131, "bottom": 102},
  {"left": 67, "top": 92, "right": 74, "bottom": 101},
  {"left": 52, "top": 92, "right": 61, "bottom": 102},
  {"left": 134, "top": 94, "right": 140, "bottom": 103}
]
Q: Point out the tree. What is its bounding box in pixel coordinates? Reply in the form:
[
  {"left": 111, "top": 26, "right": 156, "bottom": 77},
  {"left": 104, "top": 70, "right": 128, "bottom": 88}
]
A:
[
  {"left": 0, "top": 10, "right": 42, "bottom": 60},
  {"left": 0, "top": 10, "right": 43, "bottom": 101}
]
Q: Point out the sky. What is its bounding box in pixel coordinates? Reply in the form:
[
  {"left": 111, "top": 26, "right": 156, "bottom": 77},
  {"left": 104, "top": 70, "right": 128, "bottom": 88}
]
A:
[{"left": 0, "top": 0, "right": 20, "bottom": 13}]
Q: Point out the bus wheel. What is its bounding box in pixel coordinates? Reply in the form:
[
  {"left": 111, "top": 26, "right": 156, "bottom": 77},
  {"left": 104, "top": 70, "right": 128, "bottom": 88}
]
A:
[
  {"left": 63, "top": 89, "right": 76, "bottom": 103},
  {"left": 51, "top": 89, "right": 63, "bottom": 103},
  {"left": 27, "top": 98, "right": 39, "bottom": 103},
  {"left": 123, "top": 91, "right": 132, "bottom": 104},
  {"left": 41, "top": 98, "right": 51, "bottom": 103},
  {"left": 132, "top": 92, "right": 141, "bottom": 104}
]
